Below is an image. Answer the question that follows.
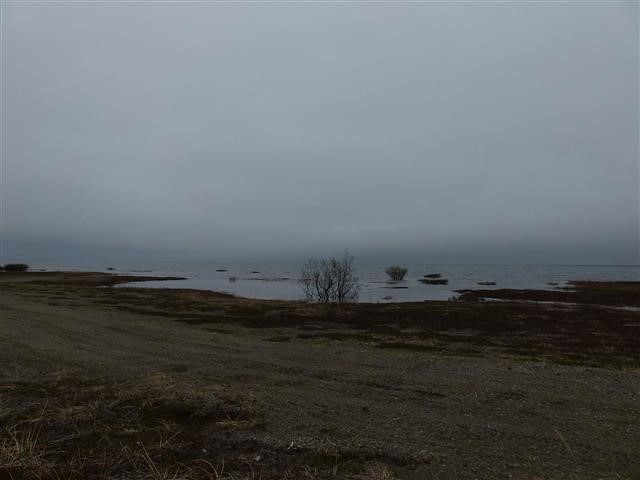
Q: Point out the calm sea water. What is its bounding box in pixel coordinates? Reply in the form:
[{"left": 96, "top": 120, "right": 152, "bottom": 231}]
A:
[{"left": 29, "top": 260, "right": 640, "bottom": 302}]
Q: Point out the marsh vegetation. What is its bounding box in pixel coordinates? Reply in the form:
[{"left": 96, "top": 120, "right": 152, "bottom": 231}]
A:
[{"left": 385, "top": 266, "right": 408, "bottom": 281}]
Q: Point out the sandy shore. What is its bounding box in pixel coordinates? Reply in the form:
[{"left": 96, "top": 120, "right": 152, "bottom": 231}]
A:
[{"left": 1, "top": 272, "right": 639, "bottom": 479}]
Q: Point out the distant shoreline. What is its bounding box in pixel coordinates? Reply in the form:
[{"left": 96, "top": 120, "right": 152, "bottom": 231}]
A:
[{"left": 2, "top": 270, "right": 639, "bottom": 307}]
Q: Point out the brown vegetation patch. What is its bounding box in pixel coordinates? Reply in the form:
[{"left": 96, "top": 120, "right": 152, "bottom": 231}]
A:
[
  {"left": 457, "top": 281, "right": 640, "bottom": 307},
  {"left": 0, "top": 373, "right": 261, "bottom": 479},
  {"left": 0, "top": 373, "right": 408, "bottom": 479}
]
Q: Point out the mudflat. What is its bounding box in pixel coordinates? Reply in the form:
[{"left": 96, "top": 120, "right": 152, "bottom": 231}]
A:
[{"left": 1, "top": 272, "right": 638, "bottom": 479}]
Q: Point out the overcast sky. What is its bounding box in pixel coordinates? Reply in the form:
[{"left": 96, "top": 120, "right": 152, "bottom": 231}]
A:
[{"left": 1, "top": 1, "right": 638, "bottom": 264}]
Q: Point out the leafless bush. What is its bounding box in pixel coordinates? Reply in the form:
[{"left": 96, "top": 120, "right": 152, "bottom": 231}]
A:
[
  {"left": 385, "top": 266, "right": 407, "bottom": 281},
  {"left": 300, "top": 251, "right": 360, "bottom": 303}
]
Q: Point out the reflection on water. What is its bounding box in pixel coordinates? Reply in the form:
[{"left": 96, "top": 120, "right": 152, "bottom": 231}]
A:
[{"left": 29, "top": 261, "right": 640, "bottom": 303}]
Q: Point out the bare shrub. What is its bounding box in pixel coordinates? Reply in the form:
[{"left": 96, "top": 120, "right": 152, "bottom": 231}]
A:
[
  {"left": 385, "top": 266, "right": 407, "bottom": 281},
  {"left": 300, "top": 251, "right": 360, "bottom": 303}
]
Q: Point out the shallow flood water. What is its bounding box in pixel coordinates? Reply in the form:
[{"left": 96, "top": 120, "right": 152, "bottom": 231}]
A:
[{"left": 31, "top": 261, "right": 640, "bottom": 302}]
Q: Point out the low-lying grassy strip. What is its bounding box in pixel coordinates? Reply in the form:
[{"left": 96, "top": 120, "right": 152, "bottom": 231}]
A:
[
  {"left": 457, "top": 280, "right": 640, "bottom": 307},
  {"left": 3, "top": 273, "right": 639, "bottom": 369},
  {"left": 89, "top": 287, "right": 639, "bottom": 368}
]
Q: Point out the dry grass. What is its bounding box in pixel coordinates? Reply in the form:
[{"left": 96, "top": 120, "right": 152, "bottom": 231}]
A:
[
  {"left": 0, "top": 373, "right": 260, "bottom": 479},
  {"left": 0, "top": 373, "right": 405, "bottom": 480},
  {"left": 348, "top": 463, "right": 397, "bottom": 480},
  {"left": 0, "top": 425, "right": 45, "bottom": 470}
]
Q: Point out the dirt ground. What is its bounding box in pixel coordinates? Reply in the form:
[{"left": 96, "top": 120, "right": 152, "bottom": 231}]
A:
[{"left": 0, "top": 272, "right": 638, "bottom": 479}]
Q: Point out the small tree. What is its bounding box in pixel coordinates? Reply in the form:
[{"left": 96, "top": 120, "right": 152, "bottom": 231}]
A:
[
  {"left": 385, "top": 265, "right": 407, "bottom": 281},
  {"left": 300, "top": 251, "right": 360, "bottom": 303}
]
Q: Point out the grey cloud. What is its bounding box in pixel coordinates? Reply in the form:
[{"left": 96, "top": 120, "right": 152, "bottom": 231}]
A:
[{"left": 2, "top": 2, "right": 638, "bottom": 264}]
